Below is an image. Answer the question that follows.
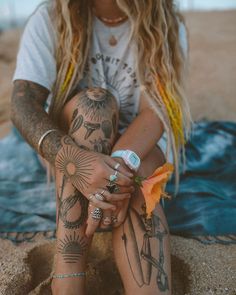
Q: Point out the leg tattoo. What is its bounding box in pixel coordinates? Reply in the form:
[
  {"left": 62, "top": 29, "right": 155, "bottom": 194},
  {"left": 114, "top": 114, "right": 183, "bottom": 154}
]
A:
[
  {"left": 83, "top": 121, "right": 101, "bottom": 139},
  {"left": 69, "top": 112, "right": 84, "bottom": 135},
  {"left": 58, "top": 188, "right": 88, "bottom": 229},
  {"left": 122, "top": 205, "right": 169, "bottom": 291},
  {"left": 58, "top": 231, "right": 87, "bottom": 264}
]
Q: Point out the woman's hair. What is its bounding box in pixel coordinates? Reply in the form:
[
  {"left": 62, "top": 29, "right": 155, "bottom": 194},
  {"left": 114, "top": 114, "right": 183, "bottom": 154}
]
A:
[{"left": 49, "top": 0, "right": 192, "bottom": 187}]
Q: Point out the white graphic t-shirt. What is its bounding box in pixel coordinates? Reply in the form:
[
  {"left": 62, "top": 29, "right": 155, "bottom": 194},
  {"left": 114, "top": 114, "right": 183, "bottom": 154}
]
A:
[{"left": 13, "top": 3, "right": 187, "bottom": 157}]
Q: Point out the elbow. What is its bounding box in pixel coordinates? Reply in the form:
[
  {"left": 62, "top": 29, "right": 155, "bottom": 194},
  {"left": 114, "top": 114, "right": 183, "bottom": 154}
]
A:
[{"left": 10, "top": 92, "right": 18, "bottom": 128}]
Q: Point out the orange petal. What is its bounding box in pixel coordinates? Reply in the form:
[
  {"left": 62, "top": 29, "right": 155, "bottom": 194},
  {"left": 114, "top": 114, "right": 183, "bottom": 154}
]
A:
[{"left": 140, "top": 163, "right": 174, "bottom": 218}]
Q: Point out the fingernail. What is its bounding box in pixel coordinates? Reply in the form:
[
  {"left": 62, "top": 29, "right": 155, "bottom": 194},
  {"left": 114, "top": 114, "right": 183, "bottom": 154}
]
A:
[
  {"left": 111, "top": 207, "right": 117, "bottom": 211},
  {"left": 103, "top": 217, "right": 111, "bottom": 225},
  {"left": 131, "top": 186, "right": 135, "bottom": 192},
  {"left": 126, "top": 194, "right": 131, "bottom": 198}
]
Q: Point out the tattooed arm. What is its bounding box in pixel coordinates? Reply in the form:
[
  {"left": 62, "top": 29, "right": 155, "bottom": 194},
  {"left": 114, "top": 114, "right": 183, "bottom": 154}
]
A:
[
  {"left": 11, "top": 80, "right": 133, "bottom": 205},
  {"left": 11, "top": 80, "right": 64, "bottom": 164}
]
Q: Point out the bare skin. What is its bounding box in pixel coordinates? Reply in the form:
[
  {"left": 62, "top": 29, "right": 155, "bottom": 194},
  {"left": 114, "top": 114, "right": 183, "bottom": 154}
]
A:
[{"left": 10, "top": 1, "right": 172, "bottom": 294}]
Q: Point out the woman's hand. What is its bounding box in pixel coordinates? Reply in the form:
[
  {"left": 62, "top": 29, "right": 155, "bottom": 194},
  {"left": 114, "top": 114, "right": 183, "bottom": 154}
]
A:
[
  {"left": 97, "top": 158, "right": 134, "bottom": 232},
  {"left": 55, "top": 136, "right": 134, "bottom": 235}
]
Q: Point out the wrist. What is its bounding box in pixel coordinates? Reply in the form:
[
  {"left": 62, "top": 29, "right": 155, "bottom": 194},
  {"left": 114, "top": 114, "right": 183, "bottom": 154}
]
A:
[{"left": 111, "top": 149, "right": 141, "bottom": 172}]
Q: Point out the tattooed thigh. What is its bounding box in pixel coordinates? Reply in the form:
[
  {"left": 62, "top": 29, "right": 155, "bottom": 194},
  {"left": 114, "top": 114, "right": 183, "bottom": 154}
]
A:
[
  {"left": 61, "top": 87, "right": 119, "bottom": 155},
  {"left": 118, "top": 146, "right": 171, "bottom": 292}
]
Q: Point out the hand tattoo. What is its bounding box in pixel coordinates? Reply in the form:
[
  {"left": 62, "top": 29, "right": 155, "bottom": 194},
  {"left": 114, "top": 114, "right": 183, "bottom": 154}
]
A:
[{"left": 55, "top": 136, "right": 97, "bottom": 191}]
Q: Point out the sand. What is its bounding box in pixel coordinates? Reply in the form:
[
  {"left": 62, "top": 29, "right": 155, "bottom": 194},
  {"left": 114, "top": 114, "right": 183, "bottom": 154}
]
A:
[{"left": 0, "top": 10, "right": 236, "bottom": 295}]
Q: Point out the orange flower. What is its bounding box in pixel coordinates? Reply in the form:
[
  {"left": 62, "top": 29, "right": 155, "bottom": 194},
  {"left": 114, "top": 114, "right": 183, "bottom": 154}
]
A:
[{"left": 140, "top": 163, "right": 174, "bottom": 218}]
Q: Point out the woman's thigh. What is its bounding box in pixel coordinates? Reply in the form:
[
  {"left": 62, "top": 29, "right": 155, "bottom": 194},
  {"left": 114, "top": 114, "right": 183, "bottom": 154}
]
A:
[{"left": 112, "top": 146, "right": 172, "bottom": 295}]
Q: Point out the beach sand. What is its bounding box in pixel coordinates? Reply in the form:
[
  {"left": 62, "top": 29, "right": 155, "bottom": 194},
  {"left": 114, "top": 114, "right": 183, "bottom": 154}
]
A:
[{"left": 0, "top": 10, "right": 236, "bottom": 295}]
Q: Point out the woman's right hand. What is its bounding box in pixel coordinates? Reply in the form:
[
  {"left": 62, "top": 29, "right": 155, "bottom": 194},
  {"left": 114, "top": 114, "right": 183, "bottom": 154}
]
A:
[{"left": 55, "top": 135, "right": 134, "bottom": 211}]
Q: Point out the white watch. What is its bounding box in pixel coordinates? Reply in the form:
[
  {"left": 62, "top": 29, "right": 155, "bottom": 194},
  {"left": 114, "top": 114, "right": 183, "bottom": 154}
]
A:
[{"left": 111, "top": 150, "right": 141, "bottom": 172}]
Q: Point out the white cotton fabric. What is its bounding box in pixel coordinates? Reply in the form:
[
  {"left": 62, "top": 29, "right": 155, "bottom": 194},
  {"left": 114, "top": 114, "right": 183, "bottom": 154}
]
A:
[{"left": 13, "top": 3, "right": 188, "bottom": 161}]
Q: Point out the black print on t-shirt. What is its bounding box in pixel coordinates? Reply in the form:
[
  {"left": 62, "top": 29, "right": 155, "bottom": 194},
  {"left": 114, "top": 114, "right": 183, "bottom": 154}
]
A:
[{"left": 82, "top": 53, "right": 139, "bottom": 129}]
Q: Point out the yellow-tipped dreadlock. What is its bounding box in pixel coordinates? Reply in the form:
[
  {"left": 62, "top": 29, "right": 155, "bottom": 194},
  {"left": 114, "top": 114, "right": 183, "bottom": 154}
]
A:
[
  {"left": 60, "top": 63, "right": 75, "bottom": 95},
  {"left": 157, "top": 79, "right": 185, "bottom": 148}
]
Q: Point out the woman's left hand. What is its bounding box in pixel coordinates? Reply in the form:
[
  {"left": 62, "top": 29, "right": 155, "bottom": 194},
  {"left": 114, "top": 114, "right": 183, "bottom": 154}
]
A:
[{"left": 85, "top": 158, "right": 134, "bottom": 235}]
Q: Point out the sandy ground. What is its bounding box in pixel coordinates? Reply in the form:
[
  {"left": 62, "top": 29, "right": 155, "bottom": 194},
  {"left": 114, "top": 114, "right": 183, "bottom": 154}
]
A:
[{"left": 0, "top": 10, "right": 236, "bottom": 295}]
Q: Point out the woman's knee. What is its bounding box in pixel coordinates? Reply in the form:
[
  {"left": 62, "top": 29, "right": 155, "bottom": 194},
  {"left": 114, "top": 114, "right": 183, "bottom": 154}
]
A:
[
  {"left": 61, "top": 87, "right": 119, "bottom": 131},
  {"left": 59, "top": 87, "right": 120, "bottom": 154}
]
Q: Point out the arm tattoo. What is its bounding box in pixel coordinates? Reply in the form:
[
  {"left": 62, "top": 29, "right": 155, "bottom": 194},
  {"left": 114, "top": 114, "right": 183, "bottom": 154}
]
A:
[
  {"left": 58, "top": 231, "right": 88, "bottom": 263},
  {"left": 122, "top": 206, "right": 169, "bottom": 291},
  {"left": 11, "top": 80, "right": 63, "bottom": 164}
]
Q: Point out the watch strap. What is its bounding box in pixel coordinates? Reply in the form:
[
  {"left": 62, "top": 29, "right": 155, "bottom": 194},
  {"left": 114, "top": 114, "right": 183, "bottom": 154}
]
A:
[{"left": 111, "top": 150, "right": 126, "bottom": 158}]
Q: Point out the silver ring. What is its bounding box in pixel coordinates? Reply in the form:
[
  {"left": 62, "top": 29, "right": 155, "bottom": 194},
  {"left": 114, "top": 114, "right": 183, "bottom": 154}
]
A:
[
  {"left": 91, "top": 208, "right": 103, "bottom": 220},
  {"left": 109, "top": 173, "right": 118, "bottom": 182},
  {"left": 111, "top": 216, "right": 118, "bottom": 223},
  {"left": 95, "top": 193, "right": 105, "bottom": 202},
  {"left": 89, "top": 194, "right": 94, "bottom": 202},
  {"left": 114, "top": 163, "right": 120, "bottom": 171},
  {"left": 106, "top": 182, "right": 119, "bottom": 194}
]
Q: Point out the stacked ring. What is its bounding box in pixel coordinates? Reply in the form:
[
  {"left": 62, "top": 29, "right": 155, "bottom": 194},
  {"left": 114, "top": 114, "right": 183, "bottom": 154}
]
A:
[
  {"left": 89, "top": 194, "right": 94, "bottom": 202},
  {"left": 111, "top": 216, "right": 118, "bottom": 223},
  {"left": 109, "top": 172, "right": 118, "bottom": 182},
  {"left": 114, "top": 163, "right": 120, "bottom": 171},
  {"left": 95, "top": 193, "right": 105, "bottom": 202},
  {"left": 106, "top": 182, "right": 119, "bottom": 193},
  {"left": 91, "top": 208, "right": 103, "bottom": 220}
]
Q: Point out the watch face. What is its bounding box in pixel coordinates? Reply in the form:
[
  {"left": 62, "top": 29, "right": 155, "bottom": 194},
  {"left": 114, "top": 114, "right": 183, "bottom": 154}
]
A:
[{"left": 127, "top": 152, "right": 140, "bottom": 169}]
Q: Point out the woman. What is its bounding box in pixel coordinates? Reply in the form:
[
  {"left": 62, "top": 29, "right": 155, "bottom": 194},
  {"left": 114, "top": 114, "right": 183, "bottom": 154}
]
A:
[{"left": 11, "top": 0, "right": 191, "bottom": 294}]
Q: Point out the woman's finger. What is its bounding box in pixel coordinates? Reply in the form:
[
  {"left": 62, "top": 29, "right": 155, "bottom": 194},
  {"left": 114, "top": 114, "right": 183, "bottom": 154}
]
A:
[
  {"left": 99, "top": 209, "right": 112, "bottom": 230},
  {"left": 112, "top": 199, "right": 130, "bottom": 228},
  {"left": 106, "top": 158, "right": 133, "bottom": 178},
  {"left": 85, "top": 204, "right": 102, "bottom": 238},
  {"left": 88, "top": 194, "right": 117, "bottom": 210},
  {"left": 105, "top": 167, "right": 134, "bottom": 187},
  {"left": 103, "top": 190, "right": 131, "bottom": 202}
]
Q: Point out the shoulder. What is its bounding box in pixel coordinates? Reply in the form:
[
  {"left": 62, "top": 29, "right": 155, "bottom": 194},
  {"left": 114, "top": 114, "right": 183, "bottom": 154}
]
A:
[
  {"left": 23, "top": 2, "right": 57, "bottom": 50},
  {"left": 178, "top": 17, "right": 188, "bottom": 58}
]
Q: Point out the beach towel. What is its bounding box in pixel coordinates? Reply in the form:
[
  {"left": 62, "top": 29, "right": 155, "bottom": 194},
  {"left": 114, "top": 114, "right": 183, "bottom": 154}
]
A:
[{"left": 0, "top": 121, "right": 235, "bottom": 244}]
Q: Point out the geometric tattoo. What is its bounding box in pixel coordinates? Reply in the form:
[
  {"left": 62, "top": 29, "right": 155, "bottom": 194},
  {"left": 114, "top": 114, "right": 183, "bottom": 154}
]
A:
[
  {"left": 55, "top": 143, "right": 97, "bottom": 191},
  {"left": 58, "top": 189, "right": 88, "bottom": 229},
  {"left": 122, "top": 206, "right": 169, "bottom": 291},
  {"left": 58, "top": 232, "right": 87, "bottom": 263}
]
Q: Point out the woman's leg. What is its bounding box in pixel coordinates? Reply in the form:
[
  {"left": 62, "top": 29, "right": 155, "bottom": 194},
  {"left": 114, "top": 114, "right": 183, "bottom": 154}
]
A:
[
  {"left": 112, "top": 146, "right": 172, "bottom": 295},
  {"left": 52, "top": 87, "right": 119, "bottom": 295}
]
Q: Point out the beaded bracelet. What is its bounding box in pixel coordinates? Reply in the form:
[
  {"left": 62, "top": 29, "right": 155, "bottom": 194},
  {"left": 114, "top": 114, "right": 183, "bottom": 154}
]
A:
[{"left": 52, "top": 272, "right": 86, "bottom": 279}]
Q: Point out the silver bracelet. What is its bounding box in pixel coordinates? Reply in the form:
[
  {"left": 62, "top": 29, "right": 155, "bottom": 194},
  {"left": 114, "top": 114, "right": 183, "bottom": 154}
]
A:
[
  {"left": 52, "top": 272, "right": 86, "bottom": 279},
  {"left": 38, "top": 129, "right": 58, "bottom": 156}
]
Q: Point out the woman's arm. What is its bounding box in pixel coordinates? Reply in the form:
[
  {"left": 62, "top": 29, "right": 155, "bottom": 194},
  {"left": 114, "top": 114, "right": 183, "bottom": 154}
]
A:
[
  {"left": 112, "top": 96, "right": 164, "bottom": 161},
  {"left": 11, "top": 80, "right": 64, "bottom": 164}
]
